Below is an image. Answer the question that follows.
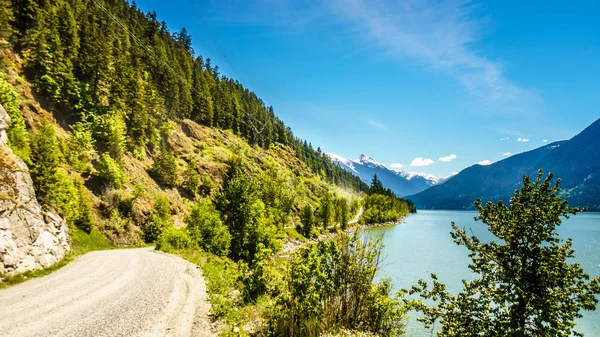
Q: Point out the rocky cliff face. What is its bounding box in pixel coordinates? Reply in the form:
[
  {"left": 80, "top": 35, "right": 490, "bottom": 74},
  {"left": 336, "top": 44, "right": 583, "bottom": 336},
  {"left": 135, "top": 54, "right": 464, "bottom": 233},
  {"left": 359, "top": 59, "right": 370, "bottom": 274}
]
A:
[{"left": 0, "top": 104, "right": 70, "bottom": 278}]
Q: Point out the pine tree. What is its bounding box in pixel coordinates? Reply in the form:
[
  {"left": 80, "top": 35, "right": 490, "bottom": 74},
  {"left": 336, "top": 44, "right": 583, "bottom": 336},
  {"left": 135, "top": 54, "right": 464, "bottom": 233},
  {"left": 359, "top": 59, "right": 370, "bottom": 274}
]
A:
[{"left": 300, "top": 205, "right": 314, "bottom": 238}]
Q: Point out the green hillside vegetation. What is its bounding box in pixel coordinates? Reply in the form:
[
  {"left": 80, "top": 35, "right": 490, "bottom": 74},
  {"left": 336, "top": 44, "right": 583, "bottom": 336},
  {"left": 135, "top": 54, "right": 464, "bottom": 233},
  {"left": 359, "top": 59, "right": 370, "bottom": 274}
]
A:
[
  {"left": 0, "top": 0, "right": 411, "bottom": 335},
  {"left": 360, "top": 174, "right": 417, "bottom": 225}
]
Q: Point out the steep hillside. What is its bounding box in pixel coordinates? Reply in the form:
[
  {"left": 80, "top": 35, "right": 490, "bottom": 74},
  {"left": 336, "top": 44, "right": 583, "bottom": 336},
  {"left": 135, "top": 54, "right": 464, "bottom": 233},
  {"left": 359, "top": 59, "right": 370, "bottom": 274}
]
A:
[
  {"left": 410, "top": 118, "right": 600, "bottom": 210},
  {"left": 0, "top": 0, "right": 367, "bottom": 246},
  {"left": 327, "top": 153, "right": 441, "bottom": 196}
]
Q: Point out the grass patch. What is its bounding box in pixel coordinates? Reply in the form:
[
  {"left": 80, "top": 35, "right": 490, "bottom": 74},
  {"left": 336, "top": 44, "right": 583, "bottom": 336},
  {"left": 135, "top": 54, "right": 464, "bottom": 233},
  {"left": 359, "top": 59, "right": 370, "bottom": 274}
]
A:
[
  {"left": 70, "top": 228, "right": 113, "bottom": 254},
  {"left": 0, "top": 254, "right": 74, "bottom": 289},
  {"left": 0, "top": 228, "right": 113, "bottom": 288}
]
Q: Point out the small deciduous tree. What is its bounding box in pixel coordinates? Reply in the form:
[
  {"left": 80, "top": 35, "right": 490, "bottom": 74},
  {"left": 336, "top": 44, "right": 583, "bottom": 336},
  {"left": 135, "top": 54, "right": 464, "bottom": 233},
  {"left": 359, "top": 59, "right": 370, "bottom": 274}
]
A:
[
  {"left": 408, "top": 171, "right": 600, "bottom": 337},
  {"left": 186, "top": 199, "right": 231, "bottom": 257}
]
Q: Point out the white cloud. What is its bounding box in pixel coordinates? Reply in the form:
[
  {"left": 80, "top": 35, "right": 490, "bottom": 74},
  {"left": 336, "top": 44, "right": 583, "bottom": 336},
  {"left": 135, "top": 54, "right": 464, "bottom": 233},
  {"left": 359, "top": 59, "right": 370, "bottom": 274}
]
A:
[
  {"left": 389, "top": 163, "right": 405, "bottom": 170},
  {"left": 450, "top": 171, "right": 459, "bottom": 176},
  {"left": 499, "top": 137, "right": 510, "bottom": 141},
  {"left": 411, "top": 157, "right": 435, "bottom": 167},
  {"left": 367, "top": 119, "right": 387, "bottom": 129},
  {"left": 543, "top": 139, "right": 548, "bottom": 143},
  {"left": 502, "top": 152, "right": 511, "bottom": 156},
  {"left": 477, "top": 159, "right": 492, "bottom": 166},
  {"left": 438, "top": 154, "right": 457, "bottom": 162},
  {"left": 517, "top": 138, "right": 530, "bottom": 143}
]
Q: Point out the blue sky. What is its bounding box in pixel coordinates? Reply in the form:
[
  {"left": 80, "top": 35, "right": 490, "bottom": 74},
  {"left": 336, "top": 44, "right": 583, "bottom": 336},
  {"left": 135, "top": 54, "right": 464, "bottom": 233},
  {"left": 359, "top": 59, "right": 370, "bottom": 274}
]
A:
[{"left": 135, "top": 0, "right": 599, "bottom": 177}]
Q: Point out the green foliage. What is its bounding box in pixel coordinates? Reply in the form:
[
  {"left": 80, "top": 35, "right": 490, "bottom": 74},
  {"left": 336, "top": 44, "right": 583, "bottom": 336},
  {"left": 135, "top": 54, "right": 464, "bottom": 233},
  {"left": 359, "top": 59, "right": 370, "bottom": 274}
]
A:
[
  {"left": 334, "top": 197, "right": 349, "bottom": 230},
  {"left": 269, "top": 233, "right": 406, "bottom": 337},
  {"left": 73, "top": 181, "right": 94, "bottom": 233},
  {"left": 368, "top": 174, "right": 386, "bottom": 195},
  {"left": 360, "top": 194, "right": 410, "bottom": 225},
  {"left": 29, "top": 121, "right": 61, "bottom": 199},
  {"left": 156, "top": 227, "right": 194, "bottom": 250},
  {"left": 70, "top": 228, "right": 112, "bottom": 255},
  {"left": 0, "top": 0, "right": 13, "bottom": 44},
  {"left": 215, "top": 158, "right": 280, "bottom": 262},
  {"left": 299, "top": 205, "right": 315, "bottom": 238},
  {"left": 66, "top": 121, "right": 96, "bottom": 172},
  {"left": 408, "top": 171, "right": 600, "bottom": 337},
  {"left": 239, "top": 243, "right": 278, "bottom": 302},
  {"left": 258, "top": 159, "right": 295, "bottom": 228},
  {"left": 95, "top": 153, "right": 125, "bottom": 188},
  {"left": 150, "top": 143, "right": 178, "bottom": 187},
  {"left": 94, "top": 112, "right": 127, "bottom": 160},
  {"left": 143, "top": 196, "right": 171, "bottom": 243},
  {"left": 0, "top": 73, "right": 29, "bottom": 159},
  {"left": 187, "top": 199, "right": 231, "bottom": 257},
  {"left": 317, "top": 192, "right": 334, "bottom": 229},
  {"left": 359, "top": 174, "right": 414, "bottom": 225}
]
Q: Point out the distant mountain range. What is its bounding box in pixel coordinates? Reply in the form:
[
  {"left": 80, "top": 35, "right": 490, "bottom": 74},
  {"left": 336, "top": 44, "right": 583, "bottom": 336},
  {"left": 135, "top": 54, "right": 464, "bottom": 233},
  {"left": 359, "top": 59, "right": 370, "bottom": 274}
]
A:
[
  {"left": 409, "top": 118, "right": 600, "bottom": 211},
  {"left": 326, "top": 153, "right": 444, "bottom": 197}
]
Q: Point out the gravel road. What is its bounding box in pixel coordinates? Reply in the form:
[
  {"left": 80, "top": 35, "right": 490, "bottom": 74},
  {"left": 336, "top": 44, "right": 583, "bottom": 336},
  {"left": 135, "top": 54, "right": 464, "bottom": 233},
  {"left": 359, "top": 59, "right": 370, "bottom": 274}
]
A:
[{"left": 0, "top": 248, "right": 215, "bottom": 337}]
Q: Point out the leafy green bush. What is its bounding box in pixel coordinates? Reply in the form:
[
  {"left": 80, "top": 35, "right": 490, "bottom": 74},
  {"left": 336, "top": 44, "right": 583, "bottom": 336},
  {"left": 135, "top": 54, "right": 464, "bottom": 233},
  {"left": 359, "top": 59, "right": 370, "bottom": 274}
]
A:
[
  {"left": 156, "top": 227, "right": 194, "bottom": 250},
  {"left": 269, "top": 233, "right": 406, "bottom": 337},
  {"left": 187, "top": 199, "right": 231, "bottom": 257},
  {"left": 143, "top": 196, "right": 171, "bottom": 243},
  {"left": 95, "top": 153, "right": 125, "bottom": 188}
]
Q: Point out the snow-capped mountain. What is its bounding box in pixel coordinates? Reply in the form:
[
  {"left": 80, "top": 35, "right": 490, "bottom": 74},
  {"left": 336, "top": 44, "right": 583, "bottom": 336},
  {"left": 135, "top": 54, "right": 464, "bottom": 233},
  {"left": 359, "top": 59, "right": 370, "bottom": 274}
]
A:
[
  {"left": 396, "top": 171, "right": 444, "bottom": 191},
  {"left": 326, "top": 153, "right": 442, "bottom": 197},
  {"left": 354, "top": 154, "right": 386, "bottom": 169}
]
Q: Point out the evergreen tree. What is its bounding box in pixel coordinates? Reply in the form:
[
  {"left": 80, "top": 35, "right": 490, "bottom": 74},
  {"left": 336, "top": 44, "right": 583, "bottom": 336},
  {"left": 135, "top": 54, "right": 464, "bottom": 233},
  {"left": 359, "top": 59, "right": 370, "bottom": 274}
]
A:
[
  {"left": 318, "top": 193, "right": 333, "bottom": 229},
  {"left": 369, "top": 174, "right": 385, "bottom": 195},
  {"left": 30, "top": 122, "right": 60, "bottom": 199},
  {"left": 300, "top": 205, "right": 314, "bottom": 238},
  {"left": 409, "top": 171, "right": 600, "bottom": 337}
]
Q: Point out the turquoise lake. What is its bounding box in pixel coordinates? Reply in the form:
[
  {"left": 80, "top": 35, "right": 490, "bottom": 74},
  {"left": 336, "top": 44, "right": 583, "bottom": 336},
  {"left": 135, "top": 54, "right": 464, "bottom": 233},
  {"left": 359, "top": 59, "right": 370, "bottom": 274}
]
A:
[{"left": 364, "top": 210, "right": 600, "bottom": 336}]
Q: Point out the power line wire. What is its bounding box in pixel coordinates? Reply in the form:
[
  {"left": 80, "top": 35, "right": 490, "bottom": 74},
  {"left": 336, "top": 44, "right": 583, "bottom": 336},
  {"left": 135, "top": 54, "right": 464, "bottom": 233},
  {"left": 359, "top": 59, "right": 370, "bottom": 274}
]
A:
[{"left": 186, "top": 0, "right": 243, "bottom": 82}]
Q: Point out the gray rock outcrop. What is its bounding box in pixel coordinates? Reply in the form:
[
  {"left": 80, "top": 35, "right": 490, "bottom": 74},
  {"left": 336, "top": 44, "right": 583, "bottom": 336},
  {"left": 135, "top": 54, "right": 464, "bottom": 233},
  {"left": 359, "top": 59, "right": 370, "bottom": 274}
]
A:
[{"left": 0, "top": 103, "right": 70, "bottom": 278}]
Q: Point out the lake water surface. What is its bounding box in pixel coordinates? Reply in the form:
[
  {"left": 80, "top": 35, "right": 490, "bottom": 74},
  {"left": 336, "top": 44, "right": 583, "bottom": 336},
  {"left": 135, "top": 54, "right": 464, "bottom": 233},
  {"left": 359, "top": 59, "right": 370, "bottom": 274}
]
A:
[{"left": 364, "top": 210, "right": 600, "bottom": 336}]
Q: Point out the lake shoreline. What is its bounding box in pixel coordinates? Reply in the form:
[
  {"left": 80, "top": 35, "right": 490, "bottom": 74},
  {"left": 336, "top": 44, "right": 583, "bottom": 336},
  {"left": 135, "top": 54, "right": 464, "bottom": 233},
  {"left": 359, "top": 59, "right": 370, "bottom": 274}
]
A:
[{"left": 281, "top": 213, "right": 413, "bottom": 255}]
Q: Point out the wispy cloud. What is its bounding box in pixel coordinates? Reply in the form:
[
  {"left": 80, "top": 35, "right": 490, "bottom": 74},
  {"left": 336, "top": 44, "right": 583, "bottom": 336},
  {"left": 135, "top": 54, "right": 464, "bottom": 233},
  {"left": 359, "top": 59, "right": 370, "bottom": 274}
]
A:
[
  {"left": 477, "top": 159, "right": 491, "bottom": 166},
  {"left": 499, "top": 137, "right": 510, "bottom": 141},
  {"left": 367, "top": 119, "right": 387, "bottom": 129},
  {"left": 517, "top": 137, "right": 530, "bottom": 143},
  {"left": 438, "top": 153, "right": 457, "bottom": 162},
  {"left": 411, "top": 157, "right": 435, "bottom": 167},
  {"left": 323, "top": 0, "right": 544, "bottom": 115},
  {"left": 389, "top": 163, "right": 405, "bottom": 170},
  {"left": 502, "top": 152, "right": 511, "bottom": 156},
  {"left": 543, "top": 139, "right": 548, "bottom": 143}
]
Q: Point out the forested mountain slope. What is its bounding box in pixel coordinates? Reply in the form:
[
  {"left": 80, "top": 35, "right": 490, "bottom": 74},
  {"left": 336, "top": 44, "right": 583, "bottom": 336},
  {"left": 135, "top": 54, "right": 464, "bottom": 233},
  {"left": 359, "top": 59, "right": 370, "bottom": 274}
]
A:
[{"left": 0, "top": 0, "right": 368, "bottom": 245}]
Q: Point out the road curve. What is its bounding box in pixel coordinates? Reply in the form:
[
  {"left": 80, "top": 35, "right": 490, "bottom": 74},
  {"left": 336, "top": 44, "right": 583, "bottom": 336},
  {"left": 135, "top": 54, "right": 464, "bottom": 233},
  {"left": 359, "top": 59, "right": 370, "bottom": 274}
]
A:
[{"left": 0, "top": 248, "right": 215, "bottom": 337}]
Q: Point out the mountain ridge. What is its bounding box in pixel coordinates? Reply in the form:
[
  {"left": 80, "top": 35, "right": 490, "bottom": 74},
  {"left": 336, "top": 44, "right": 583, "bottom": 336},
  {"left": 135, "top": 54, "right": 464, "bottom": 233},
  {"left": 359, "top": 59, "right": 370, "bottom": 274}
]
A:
[
  {"left": 326, "top": 152, "right": 442, "bottom": 197},
  {"left": 409, "top": 118, "right": 600, "bottom": 210}
]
